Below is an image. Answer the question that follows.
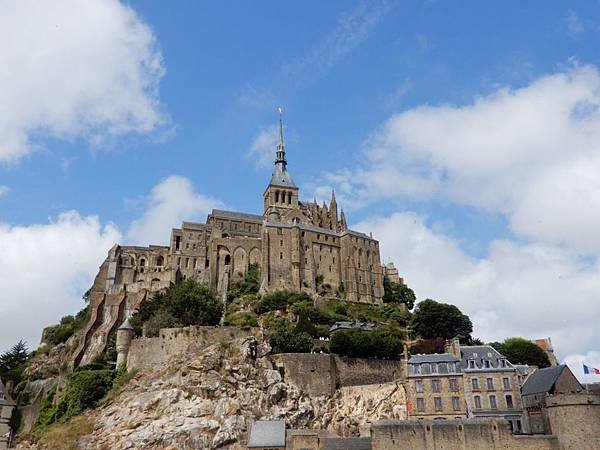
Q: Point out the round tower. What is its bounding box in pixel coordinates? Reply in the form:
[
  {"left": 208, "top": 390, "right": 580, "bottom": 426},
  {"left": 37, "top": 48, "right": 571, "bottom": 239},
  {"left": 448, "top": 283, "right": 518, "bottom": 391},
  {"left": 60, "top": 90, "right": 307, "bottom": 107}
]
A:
[{"left": 116, "top": 318, "right": 134, "bottom": 367}]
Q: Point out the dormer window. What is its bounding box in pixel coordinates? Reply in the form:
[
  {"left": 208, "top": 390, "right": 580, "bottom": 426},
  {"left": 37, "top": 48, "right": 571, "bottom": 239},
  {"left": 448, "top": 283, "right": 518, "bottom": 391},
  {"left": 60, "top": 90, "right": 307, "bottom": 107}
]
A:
[
  {"left": 484, "top": 360, "right": 491, "bottom": 368},
  {"left": 469, "top": 360, "right": 475, "bottom": 369}
]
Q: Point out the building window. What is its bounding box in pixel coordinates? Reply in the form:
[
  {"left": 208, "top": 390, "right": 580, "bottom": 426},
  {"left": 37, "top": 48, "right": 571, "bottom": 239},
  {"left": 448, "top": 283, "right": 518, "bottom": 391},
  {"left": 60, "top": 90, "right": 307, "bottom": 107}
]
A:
[
  {"left": 305, "top": 258, "right": 308, "bottom": 264},
  {"left": 472, "top": 378, "right": 479, "bottom": 390},
  {"left": 500, "top": 359, "right": 506, "bottom": 368},
  {"left": 484, "top": 360, "right": 491, "bottom": 368},
  {"left": 328, "top": 265, "right": 331, "bottom": 272},
  {"left": 449, "top": 378, "right": 458, "bottom": 392},
  {"left": 317, "top": 234, "right": 320, "bottom": 240},
  {"left": 489, "top": 395, "right": 498, "bottom": 409},
  {"left": 486, "top": 378, "right": 494, "bottom": 390},
  {"left": 325, "top": 236, "right": 328, "bottom": 241},
  {"left": 434, "top": 397, "right": 442, "bottom": 412},
  {"left": 302, "top": 231, "right": 305, "bottom": 237},
  {"left": 432, "top": 380, "right": 441, "bottom": 393},
  {"left": 280, "top": 239, "right": 283, "bottom": 246},
  {"left": 277, "top": 228, "right": 283, "bottom": 235},
  {"left": 505, "top": 394, "right": 514, "bottom": 409},
  {"left": 416, "top": 398, "right": 425, "bottom": 413},
  {"left": 452, "top": 397, "right": 460, "bottom": 411},
  {"left": 279, "top": 252, "right": 283, "bottom": 260},
  {"left": 474, "top": 395, "right": 482, "bottom": 409},
  {"left": 503, "top": 377, "right": 510, "bottom": 389},
  {"left": 469, "top": 360, "right": 475, "bottom": 369},
  {"left": 415, "top": 380, "right": 423, "bottom": 393}
]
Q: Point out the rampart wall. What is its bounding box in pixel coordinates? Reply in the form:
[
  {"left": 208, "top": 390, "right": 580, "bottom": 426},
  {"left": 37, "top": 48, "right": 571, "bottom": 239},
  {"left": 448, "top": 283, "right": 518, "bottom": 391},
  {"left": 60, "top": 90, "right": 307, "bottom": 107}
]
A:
[
  {"left": 334, "top": 356, "right": 404, "bottom": 387},
  {"left": 126, "top": 326, "right": 259, "bottom": 370},
  {"left": 545, "top": 393, "right": 600, "bottom": 449},
  {"left": 370, "top": 419, "right": 559, "bottom": 450},
  {"left": 271, "top": 353, "right": 337, "bottom": 396}
]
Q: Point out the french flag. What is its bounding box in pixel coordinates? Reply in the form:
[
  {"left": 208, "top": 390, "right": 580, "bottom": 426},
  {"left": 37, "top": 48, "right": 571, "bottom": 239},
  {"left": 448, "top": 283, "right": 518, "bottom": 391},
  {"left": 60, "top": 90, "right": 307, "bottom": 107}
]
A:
[{"left": 583, "top": 364, "right": 600, "bottom": 375}]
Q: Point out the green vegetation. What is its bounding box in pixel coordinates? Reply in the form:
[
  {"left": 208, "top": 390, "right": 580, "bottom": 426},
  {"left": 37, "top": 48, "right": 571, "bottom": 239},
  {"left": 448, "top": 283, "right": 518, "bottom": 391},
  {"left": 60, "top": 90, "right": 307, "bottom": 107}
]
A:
[
  {"left": 411, "top": 299, "right": 473, "bottom": 343},
  {"left": 383, "top": 275, "right": 416, "bottom": 309},
  {"left": 254, "top": 290, "right": 311, "bottom": 315},
  {"left": 0, "top": 340, "right": 29, "bottom": 388},
  {"left": 330, "top": 327, "right": 404, "bottom": 359},
  {"left": 130, "top": 279, "right": 222, "bottom": 336},
  {"left": 490, "top": 337, "right": 551, "bottom": 368},
  {"left": 268, "top": 325, "right": 313, "bottom": 354},
  {"left": 228, "top": 262, "right": 261, "bottom": 299}
]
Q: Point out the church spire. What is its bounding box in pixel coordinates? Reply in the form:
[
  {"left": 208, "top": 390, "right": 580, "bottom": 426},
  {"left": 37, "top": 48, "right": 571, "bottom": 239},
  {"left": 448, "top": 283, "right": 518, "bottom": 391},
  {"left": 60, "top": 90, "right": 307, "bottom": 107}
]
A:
[{"left": 275, "top": 106, "right": 286, "bottom": 167}]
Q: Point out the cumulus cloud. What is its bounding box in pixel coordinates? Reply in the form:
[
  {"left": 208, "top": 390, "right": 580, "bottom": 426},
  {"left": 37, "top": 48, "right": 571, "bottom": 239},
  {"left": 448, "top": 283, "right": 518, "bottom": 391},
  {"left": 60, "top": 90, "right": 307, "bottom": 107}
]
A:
[
  {"left": 354, "top": 212, "right": 600, "bottom": 364},
  {"left": 327, "top": 65, "right": 600, "bottom": 252},
  {"left": 0, "top": 0, "right": 166, "bottom": 163},
  {"left": 0, "top": 212, "right": 121, "bottom": 352},
  {"left": 127, "top": 176, "right": 223, "bottom": 245},
  {"left": 247, "top": 125, "right": 279, "bottom": 167},
  {"left": 0, "top": 185, "right": 10, "bottom": 197}
]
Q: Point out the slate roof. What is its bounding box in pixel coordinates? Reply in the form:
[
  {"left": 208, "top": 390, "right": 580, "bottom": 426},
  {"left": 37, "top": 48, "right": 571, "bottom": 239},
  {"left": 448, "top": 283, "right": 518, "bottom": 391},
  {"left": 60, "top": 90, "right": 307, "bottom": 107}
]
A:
[
  {"left": 460, "top": 345, "right": 513, "bottom": 371},
  {"left": 247, "top": 420, "right": 286, "bottom": 448},
  {"left": 409, "top": 353, "right": 460, "bottom": 364},
  {"left": 269, "top": 164, "right": 297, "bottom": 188},
  {"left": 521, "top": 364, "right": 567, "bottom": 396},
  {"left": 210, "top": 209, "right": 264, "bottom": 224},
  {"left": 329, "top": 321, "right": 379, "bottom": 333}
]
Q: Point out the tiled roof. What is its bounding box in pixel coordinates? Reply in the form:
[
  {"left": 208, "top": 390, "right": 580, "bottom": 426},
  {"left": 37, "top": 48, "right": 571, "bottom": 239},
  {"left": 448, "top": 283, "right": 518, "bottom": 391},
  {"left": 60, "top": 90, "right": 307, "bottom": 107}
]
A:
[
  {"left": 210, "top": 209, "right": 264, "bottom": 223},
  {"left": 521, "top": 365, "right": 567, "bottom": 396},
  {"left": 409, "top": 353, "right": 460, "bottom": 363},
  {"left": 247, "top": 420, "right": 286, "bottom": 448}
]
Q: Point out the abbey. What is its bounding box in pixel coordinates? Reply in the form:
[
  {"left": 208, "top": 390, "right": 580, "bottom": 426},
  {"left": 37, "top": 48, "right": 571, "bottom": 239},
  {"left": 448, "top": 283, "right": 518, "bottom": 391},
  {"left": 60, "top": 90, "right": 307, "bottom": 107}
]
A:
[{"left": 72, "top": 115, "right": 385, "bottom": 366}]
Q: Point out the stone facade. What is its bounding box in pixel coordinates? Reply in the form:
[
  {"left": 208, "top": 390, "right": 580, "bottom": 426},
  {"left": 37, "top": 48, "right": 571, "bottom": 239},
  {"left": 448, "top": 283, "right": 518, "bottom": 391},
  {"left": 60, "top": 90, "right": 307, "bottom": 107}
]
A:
[
  {"left": 0, "top": 380, "right": 15, "bottom": 450},
  {"left": 406, "top": 353, "right": 467, "bottom": 419},
  {"left": 73, "top": 116, "right": 386, "bottom": 367}
]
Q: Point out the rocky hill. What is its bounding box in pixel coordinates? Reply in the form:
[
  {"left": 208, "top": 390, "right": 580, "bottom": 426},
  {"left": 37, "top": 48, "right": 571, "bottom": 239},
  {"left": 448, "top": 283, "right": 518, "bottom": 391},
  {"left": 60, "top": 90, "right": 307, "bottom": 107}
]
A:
[{"left": 15, "top": 335, "right": 405, "bottom": 450}]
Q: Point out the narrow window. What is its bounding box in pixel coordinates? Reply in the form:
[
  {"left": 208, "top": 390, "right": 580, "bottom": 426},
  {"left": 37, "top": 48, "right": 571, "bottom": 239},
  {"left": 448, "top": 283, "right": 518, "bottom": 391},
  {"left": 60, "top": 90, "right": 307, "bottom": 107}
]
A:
[
  {"left": 275, "top": 191, "right": 280, "bottom": 203},
  {"left": 503, "top": 377, "right": 510, "bottom": 389},
  {"left": 434, "top": 397, "right": 442, "bottom": 412},
  {"left": 416, "top": 398, "right": 425, "bottom": 413},
  {"left": 279, "top": 252, "right": 283, "bottom": 260},
  {"left": 452, "top": 397, "right": 460, "bottom": 411},
  {"left": 280, "top": 239, "right": 283, "bottom": 246},
  {"left": 474, "top": 395, "right": 482, "bottom": 409},
  {"left": 505, "top": 394, "right": 514, "bottom": 409},
  {"left": 484, "top": 360, "right": 491, "bottom": 368},
  {"left": 415, "top": 380, "right": 423, "bottom": 393},
  {"left": 287, "top": 192, "right": 292, "bottom": 204},
  {"left": 489, "top": 395, "right": 498, "bottom": 409},
  {"left": 469, "top": 360, "right": 475, "bottom": 369},
  {"left": 432, "top": 380, "right": 441, "bottom": 393},
  {"left": 431, "top": 364, "right": 438, "bottom": 374},
  {"left": 175, "top": 236, "right": 181, "bottom": 250},
  {"left": 449, "top": 378, "right": 458, "bottom": 391},
  {"left": 472, "top": 378, "right": 479, "bottom": 390},
  {"left": 486, "top": 378, "right": 494, "bottom": 390},
  {"left": 328, "top": 265, "right": 331, "bottom": 272}
]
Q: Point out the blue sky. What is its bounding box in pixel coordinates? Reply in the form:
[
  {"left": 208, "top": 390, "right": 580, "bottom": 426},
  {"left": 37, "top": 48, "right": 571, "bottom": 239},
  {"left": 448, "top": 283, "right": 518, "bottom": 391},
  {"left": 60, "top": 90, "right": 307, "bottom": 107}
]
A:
[{"left": 1, "top": 0, "right": 600, "bottom": 381}]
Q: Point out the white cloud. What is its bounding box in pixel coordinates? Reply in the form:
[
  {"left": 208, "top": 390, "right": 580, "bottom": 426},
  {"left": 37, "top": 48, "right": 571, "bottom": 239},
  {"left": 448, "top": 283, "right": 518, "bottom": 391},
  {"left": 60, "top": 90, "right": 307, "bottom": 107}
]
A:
[
  {"left": 248, "top": 125, "right": 279, "bottom": 167},
  {"left": 329, "top": 65, "right": 600, "bottom": 252},
  {"left": 564, "top": 11, "right": 584, "bottom": 36},
  {"left": 0, "top": 185, "right": 10, "bottom": 197},
  {"left": 0, "top": 212, "right": 121, "bottom": 352},
  {"left": 354, "top": 212, "right": 600, "bottom": 365},
  {"left": 0, "top": 0, "right": 166, "bottom": 163},
  {"left": 127, "top": 176, "right": 223, "bottom": 245}
]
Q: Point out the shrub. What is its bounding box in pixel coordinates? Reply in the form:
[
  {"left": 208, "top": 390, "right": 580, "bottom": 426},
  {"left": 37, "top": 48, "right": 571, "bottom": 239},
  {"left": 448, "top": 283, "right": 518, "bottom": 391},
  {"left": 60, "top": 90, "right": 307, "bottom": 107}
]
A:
[
  {"left": 224, "top": 311, "right": 259, "bottom": 328},
  {"left": 254, "top": 290, "right": 311, "bottom": 315},
  {"left": 44, "top": 306, "right": 90, "bottom": 346},
  {"left": 269, "top": 325, "right": 313, "bottom": 354},
  {"left": 131, "top": 279, "right": 222, "bottom": 336},
  {"left": 228, "top": 263, "right": 261, "bottom": 300},
  {"left": 290, "top": 301, "right": 335, "bottom": 325},
  {"left": 330, "top": 327, "right": 403, "bottom": 359},
  {"left": 144, "top": 310, "right": 178, "bottom": 337},
  {"left": 381, "top": 304, "right": 412, "bottom": 326}
]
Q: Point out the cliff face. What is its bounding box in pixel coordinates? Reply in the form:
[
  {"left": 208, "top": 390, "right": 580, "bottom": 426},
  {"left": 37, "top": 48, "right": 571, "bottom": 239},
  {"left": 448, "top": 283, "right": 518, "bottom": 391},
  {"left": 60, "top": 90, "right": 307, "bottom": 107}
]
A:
[{"left": 19, "top": 337, "right": 406, "bottom": 450}]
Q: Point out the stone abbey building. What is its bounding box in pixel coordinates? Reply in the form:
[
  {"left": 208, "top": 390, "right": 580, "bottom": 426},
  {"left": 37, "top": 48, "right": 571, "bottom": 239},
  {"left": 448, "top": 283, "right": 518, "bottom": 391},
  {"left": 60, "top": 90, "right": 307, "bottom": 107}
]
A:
[{"left": 73, "top": 116, "right": 386, "bottom": 366}]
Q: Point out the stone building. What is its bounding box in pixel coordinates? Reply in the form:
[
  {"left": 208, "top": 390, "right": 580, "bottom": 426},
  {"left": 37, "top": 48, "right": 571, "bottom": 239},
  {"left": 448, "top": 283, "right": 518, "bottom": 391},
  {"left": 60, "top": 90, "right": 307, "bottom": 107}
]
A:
[
  {"left": 73, "top": 113, "right": 386, "bottom": 366},
  {"left": 406, "top": 353, "right": 467, "bottom": 419},
  {"left": 0, "top": 380, "right": 15, "bottom": 450},
  {"left": 532, "top": 337, "right": 558, "bottom": 367},
  {"left": 520, "top": 364, "right": 584, "bottom": 434},
  {"left": 445, "top": 339, "right": 524, "bottom": 432}
]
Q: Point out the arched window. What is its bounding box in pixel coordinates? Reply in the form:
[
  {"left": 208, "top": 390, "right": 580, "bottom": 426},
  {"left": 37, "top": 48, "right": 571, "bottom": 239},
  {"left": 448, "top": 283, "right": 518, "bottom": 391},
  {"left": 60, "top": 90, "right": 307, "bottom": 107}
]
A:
[
  {"left": 156, "top": 255, "right": 164, "bottom": 266},
  {"left": 224, "top": 254, "right": 231, "bottom": 265},
  {"left": 140, "top": 258, "right": 146, "bottom": 273}
]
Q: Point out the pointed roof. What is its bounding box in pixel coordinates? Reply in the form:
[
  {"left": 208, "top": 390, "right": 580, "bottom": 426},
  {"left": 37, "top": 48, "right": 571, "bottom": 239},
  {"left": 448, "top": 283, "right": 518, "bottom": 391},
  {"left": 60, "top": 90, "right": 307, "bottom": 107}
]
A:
[
  {"left": 268, "top": 107, "right": 297, "bottom": 188},
  {"left": 118, "top": 318, "right": 134, "bottom": 331},
  {"left": 330, "top": 189, "right": 337, "bottom": 205}
]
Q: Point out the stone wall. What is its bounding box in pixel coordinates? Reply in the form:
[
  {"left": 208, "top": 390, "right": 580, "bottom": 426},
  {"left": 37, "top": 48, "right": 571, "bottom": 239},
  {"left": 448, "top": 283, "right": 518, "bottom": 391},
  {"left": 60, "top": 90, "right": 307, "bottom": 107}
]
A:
[
  {"left": 126, "top": 326, "right": 259, "bottom": 370},
  {"left": 370, "top": 419, "right": 559, "bottom": 450},
  {"left": 271, "top": 353, "right": 338, "bottom": 397},
  {"left": 335, "top": 356, "right": 404, "bottom": 387},
  {"left": 545, "top": 393, "right": 600, "bottom": 449}
]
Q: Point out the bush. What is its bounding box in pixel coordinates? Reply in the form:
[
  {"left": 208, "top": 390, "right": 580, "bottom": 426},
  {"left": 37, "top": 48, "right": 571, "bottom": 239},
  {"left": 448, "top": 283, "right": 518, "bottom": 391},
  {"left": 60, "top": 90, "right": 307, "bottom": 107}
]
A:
[
  {"left": 228, "top": 263, "right": 261, "bottom": 300},
  {"left": 224, "top": 311, "right": 259, "bottom": 328},
  {"left": 330, "top": 327, "right": 403, "bottom": 359},
  {"left": 44, "top": 306, "right": 90, "bottom": 346},
  {"left": 254, "top": 290, "right": 311, "bottom": 315},
  {"left": 290, "top": 301, "right": 335, "bottom": 325},
  {"left": 269, "top": 325, "right": 313, "bottom": 354},
  {"left": 381, "top": 304, "right": 412, "bottom": 326},
  {"left": 131, "top": 279, "right": 222, "bottom": 336}
]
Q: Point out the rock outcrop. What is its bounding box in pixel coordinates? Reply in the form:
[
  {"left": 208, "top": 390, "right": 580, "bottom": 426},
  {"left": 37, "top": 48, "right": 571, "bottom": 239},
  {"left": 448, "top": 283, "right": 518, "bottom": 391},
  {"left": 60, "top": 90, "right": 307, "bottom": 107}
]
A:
[{"left": 30, "top": 336, "right": 406, "bottom": 450}]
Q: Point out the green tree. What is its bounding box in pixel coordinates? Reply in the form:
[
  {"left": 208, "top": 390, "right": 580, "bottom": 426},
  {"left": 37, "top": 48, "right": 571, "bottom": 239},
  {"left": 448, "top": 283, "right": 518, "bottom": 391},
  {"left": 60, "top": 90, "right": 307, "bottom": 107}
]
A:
[
  {"left": 269, "top": 325, "right": 313, "bottom": 354},
  {"left": 383, "top": 275, "right": 416, "bottom": 309},
  {"left": 491, "top": 337, "right": 551, "bottom": 368},
  {"left": 330, "top": 327, "right": 403, "bottom": 359},
  {"left": 228, "top": 263, "right": 261, "bottom": 299},
  {"left": 0, "top": 340, "right": 29, "bottom": 387},
  {"left": 130, "top": 279, "right": 222, "bottom": 336},
  {"left": 411, "top": 299, "right": 473, "bottom": 342}
]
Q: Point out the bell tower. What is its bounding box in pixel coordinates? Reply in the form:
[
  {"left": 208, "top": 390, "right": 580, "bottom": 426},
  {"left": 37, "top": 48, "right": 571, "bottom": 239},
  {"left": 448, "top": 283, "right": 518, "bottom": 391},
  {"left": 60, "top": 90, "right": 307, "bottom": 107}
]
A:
[{"left": 263, "top": 107, "right": 299, "bottom": 214}]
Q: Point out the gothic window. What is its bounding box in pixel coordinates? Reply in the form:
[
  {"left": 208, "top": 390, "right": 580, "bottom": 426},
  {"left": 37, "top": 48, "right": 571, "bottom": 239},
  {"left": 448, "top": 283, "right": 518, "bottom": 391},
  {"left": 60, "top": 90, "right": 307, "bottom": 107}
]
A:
[
  {"left": 140, "top": 258, "right": 146, "bottom": 274},
  {"left": 224, "top": 255, "right": 231, "bottom": 265}
]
